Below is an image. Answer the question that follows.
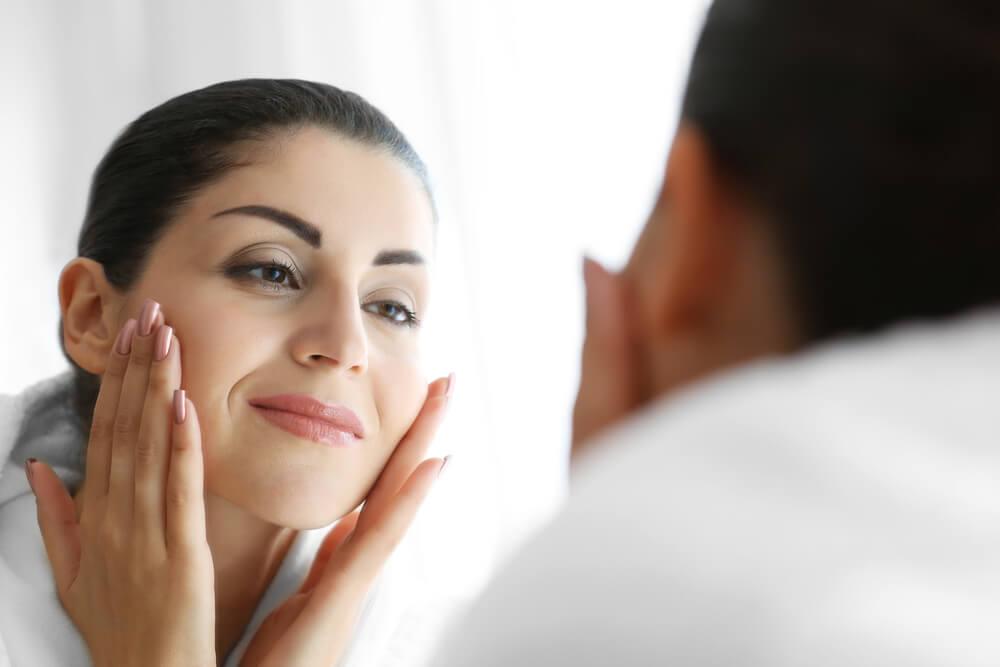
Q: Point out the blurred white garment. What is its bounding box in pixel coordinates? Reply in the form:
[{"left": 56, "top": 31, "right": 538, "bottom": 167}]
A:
[
  {"left": 0, "top": 371, "right": 456, "bottom": 667},
  {"left": 431, "top": 307, "right": 1000, "bottom": 667}
]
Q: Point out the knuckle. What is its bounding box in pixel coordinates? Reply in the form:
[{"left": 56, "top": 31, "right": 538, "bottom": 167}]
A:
[
  {"left": 166, "top": 486, "right": 189, "bottom": 512},
  {"left": 133, "top": 436, "right": 158, "bottom": 467},
  {"left": 147, "top": 370, "right": 172, "bottom": 395},
  {"left": 89, "top": 413, "right": 113, "bottom": 442},
  {"left": 129, "top": 345, "right": 153, "bottom": 366},
  {"left": 98, "top": 520, "right": 125, "bottom": 552},
  {"left": 124, "top": 559, "right": 151, "bottom": 587},
  {"left": 104, "top": 357, "right": 128, "bottom": 379},
  {"left": 171, "top": 545, "right": 209, "bottom": 570},
  {"left": 173, "top": 435, "right": 193, "bottom": 452},
  {"left": 79, "top": 508, "right": 106, "bottom": 541},
  {"left": 364, "top": 523, "right": 401, "bottom": 553},
  {"left": 113, "top": 412, "right": 138, "bottom": 438}
]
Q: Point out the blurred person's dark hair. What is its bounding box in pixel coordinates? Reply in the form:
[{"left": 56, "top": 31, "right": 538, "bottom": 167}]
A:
[
  {"left": 682, "top": 0, "right": 1000, "bottom": 341},
  {"left": 61, "top": 78, "right": 433, "bottom": 434}
]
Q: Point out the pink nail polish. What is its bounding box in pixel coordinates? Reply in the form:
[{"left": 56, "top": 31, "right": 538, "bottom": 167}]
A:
[
  {"left": 445, "top": 372, "right": 456, "bottom": 397},
  {"left": 115, "top": 319, "right": 138, "bottom": 355},
  {"left": 139, "top": 299, "right": 161, "bottom": 337},
  {"left": 430, "top": 375, "right": 453, "bottom": 399},
  {"left": 154, "top": 325, "right": 173, "bottom": 361},
  {"left": 173, "top": 389, "right": 186, "bottom": 424}
]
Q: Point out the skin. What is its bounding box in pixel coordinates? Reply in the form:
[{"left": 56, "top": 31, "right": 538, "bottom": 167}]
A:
[
  {"left": 572, "top": 122, "right": 801, "bottom": 458},
  {"left": 55, "top": 126, "right": 437, "bottom": 659}
]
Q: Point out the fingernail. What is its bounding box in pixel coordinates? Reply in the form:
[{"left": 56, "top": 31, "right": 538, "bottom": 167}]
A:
[
  {"left": 139, "top": 298, "right": 161, "bottom": 337},
  {"left": 173, "top": 389, "right": 186, "bottom": 424},
  {"left": 154, "top": 325, "right": 173, "bottom": 361},
  {"left": 429, "top": 375, "right": 451, "bottom": 400},
  {"left": 438, "top": 455, "right": 451, "bottom": 478},
  {"left": 24, "top": 458, "right": 37, "bottom": 491},
  {"left": 115, "top": 319, "right": 138, "bottom": 355},
  {"left": 445, "top": 372, "right": 456, "bottom": 398}
]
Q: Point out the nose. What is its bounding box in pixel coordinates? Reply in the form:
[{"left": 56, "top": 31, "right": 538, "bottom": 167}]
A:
[{"left": 290, "top": 295, "right": 368, "bottom": 375}]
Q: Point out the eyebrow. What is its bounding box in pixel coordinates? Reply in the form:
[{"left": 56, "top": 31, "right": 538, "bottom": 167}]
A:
[
  {"left": 211, "top": 204, "right": 426, "bottom": 266},
  {"left": 213, "top": 205, "right": 321, "bottom": 248},
  {"left": 373, "top": 249, "right": 425, "bottom": 266}
]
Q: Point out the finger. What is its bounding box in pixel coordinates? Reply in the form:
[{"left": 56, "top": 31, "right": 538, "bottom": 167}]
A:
[
  {"left": 582, "top": 258, "right": 627, "bottom": 352},
  {"left": 356, "top": 375, "right": 452, "bottom": 533},
  {"left": 133, "top": 327, "right": 182, "bottom": 553},
  {"left": 80, "top": 317, "right": 136, "bottom": 513},
  {"left": 107, "top": 298, "right": 163, "bottom": 528},
  {"left": 321, "top": 458, "right": 446, "bottom": 599},
  {"left": 297, "top": 511, "right": 360, "bottom": 595},
  {"left": 261, "top": 460, "right": 446, "bottom": 666},
  {"left": 165, "top": 392, "right": 208, "bottom": 553},
  {"left": 571, "top": 258, "right": 636, "bottom": 454},
  {"left": 28, "top": 459, "right": 82, "bottom": 595}
]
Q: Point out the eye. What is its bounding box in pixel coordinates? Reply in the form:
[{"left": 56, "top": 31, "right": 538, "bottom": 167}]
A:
[
  {"left": 363, "top": 300, "right": 420, "bottom": 328},
  {"left": 225, "top": 259, "right": 302, "bottom": 292}
]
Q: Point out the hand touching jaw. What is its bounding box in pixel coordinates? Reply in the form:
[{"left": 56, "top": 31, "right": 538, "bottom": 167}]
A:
[{"left": 571, "top": 124, "right": 799, "bottom": 467}]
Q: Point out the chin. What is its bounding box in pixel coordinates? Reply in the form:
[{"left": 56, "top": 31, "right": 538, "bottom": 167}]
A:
[
  {"left": 225, "top": 470, "right": 370, "bottom": 530},
  {"left": 207, "top": 426, "right": 385, "bottom": 528}
]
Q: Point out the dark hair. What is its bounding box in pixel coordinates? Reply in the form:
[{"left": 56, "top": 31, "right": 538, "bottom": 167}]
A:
[
  {"left": 681, "top": 0, "right": 1000, "bottom": 341},
  {"left": 61, "top": 78, "right": 434, "bottom": 433}
]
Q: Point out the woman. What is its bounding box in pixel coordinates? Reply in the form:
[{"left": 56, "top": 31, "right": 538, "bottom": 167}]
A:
[{"left": 0, "top": 78, "right": 453, "bottom": 666}]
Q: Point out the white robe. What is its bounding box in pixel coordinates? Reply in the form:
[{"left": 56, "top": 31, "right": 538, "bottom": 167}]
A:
[
  {"left": 0, "top": 370, "right": 450, "bottom": 667},
  {"left": 431, "top": 308, "right": 1000, "bottom": 666}
]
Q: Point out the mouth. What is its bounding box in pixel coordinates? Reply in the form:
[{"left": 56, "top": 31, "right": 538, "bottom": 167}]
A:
[{"left": 247, "top": 394, "right": 364, "bottom": 447}]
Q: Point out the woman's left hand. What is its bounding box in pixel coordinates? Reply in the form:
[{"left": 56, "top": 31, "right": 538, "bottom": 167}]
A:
[{"left": 239, "top": 374, "right": 454, "bottom": 667}]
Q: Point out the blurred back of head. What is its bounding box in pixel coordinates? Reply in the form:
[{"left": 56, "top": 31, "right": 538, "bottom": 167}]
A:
[{"left": 682, "top": 0, "right": 1000, "bottom": 341}]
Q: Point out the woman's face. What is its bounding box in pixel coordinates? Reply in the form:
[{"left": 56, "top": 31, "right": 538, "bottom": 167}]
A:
[{"left": 113, "top": 126, "right": 435, "bottom": 528}]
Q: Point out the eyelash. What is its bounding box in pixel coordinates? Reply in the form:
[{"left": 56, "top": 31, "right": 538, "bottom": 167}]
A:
[{"left": 224, "top": 259, "right": 421, "bottom": 328}]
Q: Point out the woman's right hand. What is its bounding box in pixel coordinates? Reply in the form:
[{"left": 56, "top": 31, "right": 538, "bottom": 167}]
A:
[{"left": 26, "top": 299, "right": 217, "bottom": 667}]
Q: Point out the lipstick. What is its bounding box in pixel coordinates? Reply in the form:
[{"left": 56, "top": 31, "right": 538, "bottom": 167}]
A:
[{"left": 248, "top": 394, "right": 364, "bottom": 447}]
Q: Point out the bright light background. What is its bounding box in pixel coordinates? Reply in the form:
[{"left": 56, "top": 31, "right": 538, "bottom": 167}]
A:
[{"left": 1, "top": 0, "right": 707, "bottom": 660}]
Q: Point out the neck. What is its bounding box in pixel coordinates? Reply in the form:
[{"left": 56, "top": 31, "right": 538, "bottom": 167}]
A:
[{"left": 206, "top": 492, "right": 297, "bottom": 662}]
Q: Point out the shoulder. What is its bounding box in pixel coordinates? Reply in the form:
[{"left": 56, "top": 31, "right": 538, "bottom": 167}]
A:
[
  {"left": 432, "top": 310, "right": 1000, "bottom": 666},
  {"left": 0, "top": 370, "right": 77, "bottom": 469},
  {"left": 0, "top": 370, "right": 84, "bottom": 509}
]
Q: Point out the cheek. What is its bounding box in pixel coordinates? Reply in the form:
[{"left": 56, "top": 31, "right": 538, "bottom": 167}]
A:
[
  {"left": 167, "top": 301, "right": 279, "bottom": 448},
  {"left": 370, "top": 355, "right": 426, "bottom": 448}
]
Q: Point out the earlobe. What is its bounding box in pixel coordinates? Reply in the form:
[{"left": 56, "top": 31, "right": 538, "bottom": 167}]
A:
[{"left": 58, "top": 258, "right": 121, "bottom": 374}]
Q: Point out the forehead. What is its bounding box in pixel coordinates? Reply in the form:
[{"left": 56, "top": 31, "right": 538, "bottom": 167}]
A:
[{"left": 179, "top": 126, "right": 435, "bottom": 257}]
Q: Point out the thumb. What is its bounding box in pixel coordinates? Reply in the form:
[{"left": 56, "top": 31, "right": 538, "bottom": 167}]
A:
[{"left": 27, "top": 459, "right": 82, "bottom": 594}]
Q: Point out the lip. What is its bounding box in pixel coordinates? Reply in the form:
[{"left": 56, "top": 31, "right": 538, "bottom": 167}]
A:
[{"left": 248, "top": 394, "right": 365, "bottom": 446}]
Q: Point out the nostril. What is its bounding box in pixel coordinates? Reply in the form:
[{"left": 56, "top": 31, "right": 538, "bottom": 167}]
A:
[{"left": 310, "top": 354, "right": 334, "bottom": 364}]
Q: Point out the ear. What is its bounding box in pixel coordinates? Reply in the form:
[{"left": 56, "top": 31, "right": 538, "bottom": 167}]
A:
[
  {"left": 58, "top": 258, "right": 122, "bottom": 375},
  {"left": 634, "top": 122, "right": 744, "bottom": 338}
]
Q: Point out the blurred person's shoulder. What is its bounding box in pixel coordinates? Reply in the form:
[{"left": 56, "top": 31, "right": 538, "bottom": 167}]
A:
[{"left": 432, "top": 307, "right": 1000, "bottom": 667}]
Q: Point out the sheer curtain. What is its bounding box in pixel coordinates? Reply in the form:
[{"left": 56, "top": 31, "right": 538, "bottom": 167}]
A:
[{"left": 1, "top": 0, "right": 707, "bottom": 660}]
